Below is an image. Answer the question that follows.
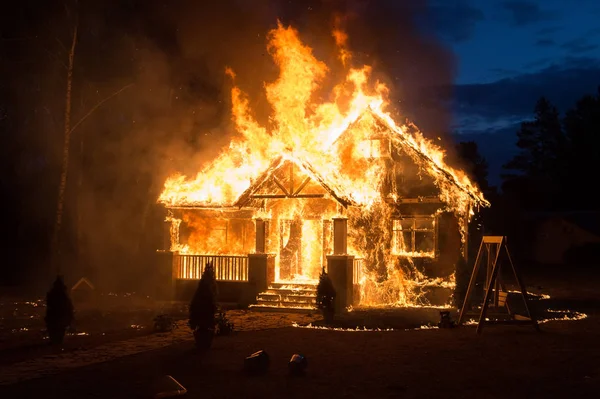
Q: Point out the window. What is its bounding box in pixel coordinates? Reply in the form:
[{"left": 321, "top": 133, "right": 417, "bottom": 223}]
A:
[
  {"left": 392, "top": 216, "right": 436, "bottom": 256},
  {"left": 356, "top": 139, "right": 389, "bottom": 158}
]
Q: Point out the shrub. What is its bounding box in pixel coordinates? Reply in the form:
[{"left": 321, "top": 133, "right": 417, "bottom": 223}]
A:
[
  {"left": 153, "top": 314, "right": 177, "bottom": 333},
  {"left": 45, "top": 275, "right": 74, "bottom": 345},
  {"left": 215, "top": 311, "right": 234, "bottom": 336},
  {"left": 189, "top": 262, "right": 217, "bottom": 350},
  {"left": 316, "top": 267, "right": 336, "bottom": 323}
]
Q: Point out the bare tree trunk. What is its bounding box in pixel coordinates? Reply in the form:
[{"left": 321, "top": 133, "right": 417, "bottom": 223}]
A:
[{"left": 52, "top": 16, "right": 78, "bottom": 275}]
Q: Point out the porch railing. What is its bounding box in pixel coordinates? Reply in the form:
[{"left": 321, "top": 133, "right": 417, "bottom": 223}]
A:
[
  {"left": 353, "top": 257, "right": 364, "bottom": 285},
  {"left": 174, "top": 254, "right": 249, "bottom": 281}
]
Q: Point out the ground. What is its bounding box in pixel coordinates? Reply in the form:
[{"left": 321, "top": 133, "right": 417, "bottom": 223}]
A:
[{"left": 0, "top": 266, "right": 598, "bottom": 398}]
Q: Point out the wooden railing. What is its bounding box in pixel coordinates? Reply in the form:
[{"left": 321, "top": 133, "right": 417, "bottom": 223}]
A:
[
  {"left": 353, "top": 257, "right": 364, "bottom": 285},
  {"left": 174, "top": 254, "right": 249, "bottom": 281}
]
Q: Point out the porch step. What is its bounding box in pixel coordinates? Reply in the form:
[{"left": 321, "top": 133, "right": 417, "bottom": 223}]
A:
[{"left": 249, "top": 283, "right": 318, "bottom": 313}]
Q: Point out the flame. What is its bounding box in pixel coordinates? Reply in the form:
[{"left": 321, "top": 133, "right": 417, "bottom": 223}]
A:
[{"left": 159, "top": 22, "right": 489, "bottom": 306}]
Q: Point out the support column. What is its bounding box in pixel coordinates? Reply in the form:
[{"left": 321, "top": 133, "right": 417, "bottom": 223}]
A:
[
  {"left": 248, "top": 254, "right": 268, "bottom": 293},
  {"left": 332, "top": 217, "right": 348, "bottom": 255},
  {"left": 327, "top": 255, "right": 354, "bottom": 312},
  {"left": 255, "top": 219, "right": 269, "bottom": 253}
]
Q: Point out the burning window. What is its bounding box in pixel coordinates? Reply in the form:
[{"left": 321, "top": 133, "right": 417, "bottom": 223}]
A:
[
  {"left": 356, "top": 139, "right": 387, "bottom": 158},
  {"left": 392, "top": 216, "right": 436, "bottom": 257}
]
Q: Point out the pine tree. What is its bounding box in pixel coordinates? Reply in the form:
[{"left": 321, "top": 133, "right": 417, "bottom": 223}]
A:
[
  {"left": 503, "top": 97, "right": 566, "bottom": 209},
  {"left": 456, "top": 141, "right": 490, "bottom": 193},
  {"left": 563, "top": 87, "right": 600, "bottom": 210},
  {"left": 45, "top": 275, "right": 74, "bottom": 345},
  {"left": 189, "top": 262, "right": 217, "bottom": 350},
  {"left": 316, "top": 267, "right": 336, "bottom": 324}
]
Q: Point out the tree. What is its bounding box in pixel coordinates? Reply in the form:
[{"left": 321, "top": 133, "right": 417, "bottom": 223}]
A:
[
  {"left": 456, "top": 141, "right": 490, "bottom": 193},
  {"left": 316, "top": 267, "right": 336, "bottom": 324},
  {"left": 189, "top": 262, "right": 217, "bottom": 350},
  {"left": 455, "top": 141, "right": 496, "bottom": 249},
  {"left": 45, "top": 275, "right": 74, "bottom": 345},
  {"left": 52, "top": 2, "right": 79, "bottom": 275},
  {"left": 563, "top": 87, "right": 600, "bottom": 210},
  {"left": 502, "top": 97, "right": 566, "bottom": 210}
]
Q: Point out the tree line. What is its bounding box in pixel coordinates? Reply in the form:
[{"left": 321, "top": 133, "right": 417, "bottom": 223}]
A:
[{"left": 456, "top": 86, "right": 600, "bottom": 261}]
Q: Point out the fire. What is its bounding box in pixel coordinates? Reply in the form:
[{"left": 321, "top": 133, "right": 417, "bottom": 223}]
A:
[{"left": 159, "top": 21, "right": 489, "bottom": 307}]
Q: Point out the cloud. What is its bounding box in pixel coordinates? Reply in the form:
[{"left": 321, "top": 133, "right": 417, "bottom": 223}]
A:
[
  {"left": 561, "top": 37, "right": 599, "bottom": 54},
  {"left": 536, "top": 26, "right": 563, "bottom": 35},
  {"left": 418, "top": 0, "right": 485, "bottom": 42},
  {"left": 501, "top": 1, "right": 557, "bottom": 26},
  {"left": 452, "top": 56, "right": 600, "bottom": 124},
  {"left": 535, "top": 38, "right": 556, "bottom": 47}
]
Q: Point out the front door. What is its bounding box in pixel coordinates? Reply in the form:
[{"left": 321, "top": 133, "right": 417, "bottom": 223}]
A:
[{"left": 278, "top": 218, "right": 324, "bottom": 282}]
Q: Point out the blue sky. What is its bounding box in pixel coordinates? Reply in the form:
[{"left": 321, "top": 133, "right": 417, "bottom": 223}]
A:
[
  {"left": 416, "top": 0, "right": 600, "bottom": 183},
  {"left": 428, "top": 0, "right": 600, "bottom": 84}
]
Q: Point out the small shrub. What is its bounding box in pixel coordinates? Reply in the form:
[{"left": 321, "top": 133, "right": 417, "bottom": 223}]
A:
[
  {"left": 45, "top": 275, "right": 74, "bottom": 345},
  {"left": 189, "top": 262, "right": 217, "bottom": 350},
  {"left": 215, "top": 311, "right": 234, "bottom": 336},
  {"left": 153, "top": 314, "right": 177, "bottom": 333},
  {"left": 316, "top": 267, "right": 336, "bottom": 324}
]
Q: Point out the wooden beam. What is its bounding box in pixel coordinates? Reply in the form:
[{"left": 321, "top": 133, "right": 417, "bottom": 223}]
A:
[
  {"left": 394, "top": 197, "right": 442, "bottom": 204},
  {"left": 272, "top": 176, "right": 291, "bottom": 196},
  {"left": 292, "top": 176, "right": 312, "bottom": 196},
  {"left": 250, "top": 194, "right": 288, "bottom": 199}
]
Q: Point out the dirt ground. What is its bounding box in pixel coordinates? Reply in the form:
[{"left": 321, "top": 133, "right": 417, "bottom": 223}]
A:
[{"left": 0, "top": 268, "right": 598, "bottom": 398}]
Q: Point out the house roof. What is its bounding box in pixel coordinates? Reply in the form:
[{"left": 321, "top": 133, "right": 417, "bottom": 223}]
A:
[
  {"left": 234, "top": 154, "right": 358, "bottom": 208},
  {"left": 168, "top": 108, "right": 488, "bottom": 211},
  {"left": 335, "top": 109, "right": 489, "bottom": 207}
]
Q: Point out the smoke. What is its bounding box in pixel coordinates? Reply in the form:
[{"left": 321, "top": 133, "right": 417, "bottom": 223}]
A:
[{"left": 2, "top": 0, "right": 457, "bottom": 293}]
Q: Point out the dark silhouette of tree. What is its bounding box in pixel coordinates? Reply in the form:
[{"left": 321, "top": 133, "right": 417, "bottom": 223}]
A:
[
  {"left": 563, "top": 87, "right": 600, "bottom": 210},
  {"left": 502, "top": 97, "right": 566, "bottom": 210},
  {"left": 456, "top": 141, "right": 490, "bottom": 194},
  {"left": 455, "top": 141, "right": 495, "bottom": 259},
  {"left": 45, "top": 275, "right": 74, "bottom": 345}
]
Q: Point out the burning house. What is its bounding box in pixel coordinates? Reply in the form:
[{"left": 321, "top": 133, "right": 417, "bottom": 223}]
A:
[{"left": 157, "top": 23, "right": 489, "bottom": 311}]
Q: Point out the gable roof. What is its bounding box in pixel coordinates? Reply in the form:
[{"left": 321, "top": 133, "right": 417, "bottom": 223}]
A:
[
  {"left": 167, "top": 108, "right": 488, "bottom": 210},
  {"left": 335, "top": 108, "right": 489, "bottom": 207},
  {"left": 234, "top": 154, "right": 358, "bottom": 208}
]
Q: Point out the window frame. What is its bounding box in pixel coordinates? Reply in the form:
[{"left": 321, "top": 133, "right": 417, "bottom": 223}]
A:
[{"left": 392, "top": 215, "right": 438, "bottom": 257}]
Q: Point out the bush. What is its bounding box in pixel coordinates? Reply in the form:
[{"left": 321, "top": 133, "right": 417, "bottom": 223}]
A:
[
  {"left": 215, "top": 311, "right": 234, "bottom": 336},
  {"left": 316, "top": 267, "right": 336, "bottom": 324},
  {"left": 189, "top": 262, "right": 217, "bottom": 350},
  {"left": 153, "top": 314, "right": 177, "bottom": 333},
  {"left": 45, "top": 275, "right": 74, "bottom": 345}
]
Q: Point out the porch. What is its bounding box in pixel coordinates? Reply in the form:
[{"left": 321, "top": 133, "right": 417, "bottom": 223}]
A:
[{"left": 169, "top": 252, "right": 363, "bottom": 312}]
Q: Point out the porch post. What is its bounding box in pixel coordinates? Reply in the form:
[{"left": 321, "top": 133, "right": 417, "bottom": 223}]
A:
[
  {"left": 255, "top": 218, "right": 268, "bottom": 253},
  {"left": 332, "top": 218, "right": 348, "bottom": 255},
  {"left": 327, "top": 255, "right": 354, "bottom": 312},
  {"left": 328, "top": 217, "right": 353, "bottom": 311}
]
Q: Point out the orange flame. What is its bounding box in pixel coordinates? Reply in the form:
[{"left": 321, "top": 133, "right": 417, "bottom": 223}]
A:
[{"left": 159, "top": 22, "right": 489, "bottom": 307}]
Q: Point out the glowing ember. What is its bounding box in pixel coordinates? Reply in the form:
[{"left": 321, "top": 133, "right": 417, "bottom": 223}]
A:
[
  {"left": 292, "top": 322, "right": 394, "bottom": 332},
  {"left": 159, "top": 22, "right": 489, "bottom": 307},
  {"left": 291, "top": 322, "right": 440, "bottom": 332},
  {"left": 538, "top": 309, "right": 588, "bottom": 324}
]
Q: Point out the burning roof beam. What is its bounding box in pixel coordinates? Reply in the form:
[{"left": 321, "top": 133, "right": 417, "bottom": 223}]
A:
[
  {"left": 234, "top": 155, "right": 355, "bottom": 209},
  {"left": 366, "top": 109, "right": 489, "bottom": 208}
]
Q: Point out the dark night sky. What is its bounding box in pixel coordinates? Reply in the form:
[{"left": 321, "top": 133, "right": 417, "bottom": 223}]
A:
[{"left": 419, "top": 0, "right": 600, "bottom": 183}]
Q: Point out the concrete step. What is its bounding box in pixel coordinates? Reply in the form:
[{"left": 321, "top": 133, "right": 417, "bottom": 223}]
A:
[
  {"left": 249, "top": 303, "right": 316, "bottom": 314},
  {"left": 251, "top": 282, "right": 318, "bottom": 313},
  {"left": 269, "top": 282, "right": 317, "bottom": 292},
  {"left": 258, "top": 293, "right": 316, "bottom": 303}
]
